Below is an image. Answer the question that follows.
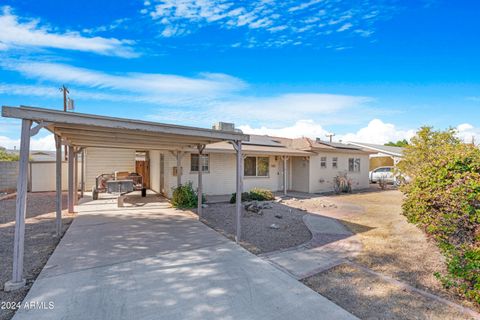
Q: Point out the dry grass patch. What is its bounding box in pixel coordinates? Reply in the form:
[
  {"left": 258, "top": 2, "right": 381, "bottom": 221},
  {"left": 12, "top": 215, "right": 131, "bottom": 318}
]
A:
[
  {"left": 288, "top": 190, "right": 478, "bottom": 312},
  {"left": 303, "top": 263, "right": 475, "bottom": 320}
]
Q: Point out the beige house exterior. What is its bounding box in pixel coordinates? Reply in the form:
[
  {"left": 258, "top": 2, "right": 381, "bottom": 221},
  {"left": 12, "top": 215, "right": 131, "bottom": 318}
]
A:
[
  {"left": 281, "top": 137, "right": 371, "bottom": 193},
  {"left": 80, "top": 134, "right": 371, "bottom": 197},
  {"left": 84, "top": 148, "right": 136, "bottom": 190}
]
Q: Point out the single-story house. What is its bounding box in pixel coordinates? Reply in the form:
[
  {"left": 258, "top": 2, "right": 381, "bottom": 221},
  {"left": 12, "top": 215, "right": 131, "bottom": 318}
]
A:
[
  {"left": 1, "top": 106, "right": 373, "bottom": 290},
  {"left": 347, "top": 141, "right": 404, "bottom": 171},
  {"left": 82, "top": 124, "right": 372, "bottom": 197}
]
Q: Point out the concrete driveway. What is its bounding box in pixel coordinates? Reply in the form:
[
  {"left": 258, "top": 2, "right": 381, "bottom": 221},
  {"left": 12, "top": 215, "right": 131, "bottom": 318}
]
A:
[{"left": 13, "top": 195, "right": 356, "bottom": 320}]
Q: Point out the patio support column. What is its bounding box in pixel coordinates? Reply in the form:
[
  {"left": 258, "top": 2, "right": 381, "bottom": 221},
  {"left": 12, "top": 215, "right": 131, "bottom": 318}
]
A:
[
  {"left": 68, "top": 145, "right": 74, "bottom": 213},
  {"left": 197, "top": 145, "right": 205, "bottom": 217},
  {"left": 5, "top": 119, "right": 31, "bottom": 291},
  {"left": 74, "top": 149, "right": 78, "bottom": 205},
  {"left": 80, "top": 149, "right": 85, "bottom": 198},
  {"left": 54, "top": 134, "right": 62, "bottom": 236},
  {"left": 232, "top": 140, "right": 243, "bottom": 242},
  {"left": 283, "top": 156, "right": 288, "bottom": 195},
  {"left": 176, "top": 151, "right": 182, "bottom": 187}
]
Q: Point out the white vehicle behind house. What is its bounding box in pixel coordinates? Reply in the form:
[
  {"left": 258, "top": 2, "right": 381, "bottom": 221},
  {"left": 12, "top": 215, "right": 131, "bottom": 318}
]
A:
[
  {"left": 369, "top": 166, "right": 395, "bottom": 184},
  {"left": 370, "top": 166, "right": 411, "bottom": 186}
]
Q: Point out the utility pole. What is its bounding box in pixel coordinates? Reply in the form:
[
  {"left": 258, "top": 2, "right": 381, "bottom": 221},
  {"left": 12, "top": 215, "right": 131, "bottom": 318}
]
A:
[
  {"left": 326, "top": 133, "right": 335, "bottom": 143},
  {"left": 60, "top": 85, "right": 69, "bottom": 160},
  {"left": 60, "top": 85, "right": 69, "bottom": 111}
]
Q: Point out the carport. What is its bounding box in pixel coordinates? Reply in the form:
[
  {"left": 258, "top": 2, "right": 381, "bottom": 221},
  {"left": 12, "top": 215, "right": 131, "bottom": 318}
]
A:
[{"left": 1, "top": 106, "right": 249, "bottom": 291}]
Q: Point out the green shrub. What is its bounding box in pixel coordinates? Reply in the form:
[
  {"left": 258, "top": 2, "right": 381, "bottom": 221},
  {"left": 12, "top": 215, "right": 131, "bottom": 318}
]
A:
[
  {"left": 230, "top": 192, "right": 250, "bottom": 203},
  {"left": 249, "top": 188, "right": 275, "bottom": 201},
  {"left": 230, "top": 188, "right": 275, "bottom": 203},
  {"left": 0, "top": 147, "right": 19, "bottom": 161},
  {"left": 171, "top": 182, "right": 205, "bottom": 208},
  {"left": 398, "top": 127, "right": 480, "bottom": 306}
]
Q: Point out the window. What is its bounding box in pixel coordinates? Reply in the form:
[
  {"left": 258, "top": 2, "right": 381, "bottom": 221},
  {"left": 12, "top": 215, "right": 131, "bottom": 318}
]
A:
[
  {"left": 320, "top": 156, "right": 327, "bottom": 169},
  {"left": 332, "top": 157, "right": 338, "bottom": 169},
  {"left": 191, "top": 154, "right": 209, "bottom": 172},
  {"left": 348, "top": 158, "right": 361, "bottom": 172},
  {"left": 244, "top": 156, "right": 269, "bottom": 177}
]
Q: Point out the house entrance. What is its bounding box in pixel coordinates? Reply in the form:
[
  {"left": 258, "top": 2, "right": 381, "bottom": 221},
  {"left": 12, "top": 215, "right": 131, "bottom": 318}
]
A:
[{"left": 136, "top": 151, "right": 150, "bottom": 189}]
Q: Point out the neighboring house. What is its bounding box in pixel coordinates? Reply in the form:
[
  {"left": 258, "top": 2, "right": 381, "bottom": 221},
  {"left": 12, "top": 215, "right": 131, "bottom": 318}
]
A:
[
  {"left": 347, "top": 142, "right": 404, "bottom": 171},
  {"left": 80, "top": 125, "right": 372, "bottom": 197},
  {"left": 2, "top": 150, "right": 82, "bottom": 192}
]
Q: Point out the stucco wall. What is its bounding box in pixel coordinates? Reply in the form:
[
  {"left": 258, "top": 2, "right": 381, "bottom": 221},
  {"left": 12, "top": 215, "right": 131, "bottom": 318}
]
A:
[
  {"left": 0, "top": 161, "right": 19, "bottom": 192},
  {"left": 309, "top": 152, "right": 370, "bottom": 193},
  {"left": 149, "top": 150, "right": 370, "bottom": 197},
  {"left": 149, "top": 150, "right": 161, "bottom": 194},
  {"left": 291, "top": 157, "right": 310, "bottom": 192},
  {"left": 84, "top": 148, "right": 136, "bottom": 190},
  {"left": 160, "top": 152, "right": 284, "bottom": 197},
  {"left": 30, "top": 161, "right": 81, "bottom": 192}
]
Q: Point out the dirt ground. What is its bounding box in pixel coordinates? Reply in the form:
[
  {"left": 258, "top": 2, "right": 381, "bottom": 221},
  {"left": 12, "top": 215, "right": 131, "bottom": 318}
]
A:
[
  {"left": 288, "top": 189, "right": 479, "bottom": 318},
  {"left": 0, "top": 192, "right": 73, "bottom": 320},
  {"left": 303, "top": 263, "right": 475, "bottom": 320},
  {"left": 201, "top": 201, "right": 312, "bottom": 254}
]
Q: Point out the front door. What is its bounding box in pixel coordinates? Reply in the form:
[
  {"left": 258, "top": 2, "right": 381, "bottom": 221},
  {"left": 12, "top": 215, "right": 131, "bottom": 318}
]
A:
[
  {"left": 135, "top": 153, "right": 150, "bottom": 189},
  {"left": 278, "top": 157, "right": 290, "bottom": 191}
]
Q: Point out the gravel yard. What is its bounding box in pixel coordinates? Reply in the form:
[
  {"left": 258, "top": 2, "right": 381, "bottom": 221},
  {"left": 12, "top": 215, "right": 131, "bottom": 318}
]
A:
[
  {"left": 0, "top": 192, "right": 73, "bottom": 320},
  {"left": 201, "top": 201, "right": 312, "bottom": 254}
]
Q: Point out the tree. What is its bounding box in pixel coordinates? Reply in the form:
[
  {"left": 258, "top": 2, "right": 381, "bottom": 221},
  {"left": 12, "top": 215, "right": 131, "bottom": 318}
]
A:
[
  {"left": 0, "top": 147, "right": 19, "bottom": 161},
  {"left": 384, "top": 139, "right": 409, "bottom": 147},
  {"left": 398, "top": 127, "right": 480, "bottom": 305}
]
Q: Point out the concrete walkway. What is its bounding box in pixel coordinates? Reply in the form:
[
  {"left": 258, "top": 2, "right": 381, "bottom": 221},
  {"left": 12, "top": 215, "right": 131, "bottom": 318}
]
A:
[
  {"left": 261, "top": 213, "right": 361, "bottom": 279},
  {"left": 14, "top": 195, "right": 356, "bottom": 320}
]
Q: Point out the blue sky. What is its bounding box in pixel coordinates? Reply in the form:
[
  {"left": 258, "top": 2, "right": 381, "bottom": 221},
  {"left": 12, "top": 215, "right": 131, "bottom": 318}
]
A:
[{"left": 0, "top": 0, "right": 479, "bottom": 149}]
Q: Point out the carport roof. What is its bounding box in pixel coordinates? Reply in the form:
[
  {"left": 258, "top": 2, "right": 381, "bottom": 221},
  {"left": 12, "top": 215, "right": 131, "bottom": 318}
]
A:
[{"left": 2, "top": 106, "right": 249, "bottom": 150}]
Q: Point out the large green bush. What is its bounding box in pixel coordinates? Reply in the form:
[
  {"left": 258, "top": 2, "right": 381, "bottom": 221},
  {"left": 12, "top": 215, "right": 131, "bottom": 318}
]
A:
[
  {"left": 230, "top": 188, "right": 275, "bottom": 203},
  {"left": 398, "top": 127, "right": 480, "bottom": 305},
  {"left": 171, "top": 182, "right": 205, "bottom": 208},
  {"left": 0, "top": 147, "right": 19, "bottom": 161}
]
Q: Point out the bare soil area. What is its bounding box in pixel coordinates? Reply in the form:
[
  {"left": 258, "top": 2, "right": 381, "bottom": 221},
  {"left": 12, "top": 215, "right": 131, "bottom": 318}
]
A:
[
  {"left": 0, "top": 192, "right": 73, "bottom": 320},
  {"left": 303, "top": 263, "right": 475, "bottom": 320},
  {"left": 288, "top": 190, "right": 479, "bottom": 316},
  {"left": 201, "top": 201, "right": 311, "bottom": 254}
]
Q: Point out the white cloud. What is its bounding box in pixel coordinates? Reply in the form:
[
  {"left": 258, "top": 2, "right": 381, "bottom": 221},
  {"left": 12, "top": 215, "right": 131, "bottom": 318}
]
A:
[
  {"left": 0, "top": 134, "right": 55, "bottom": 150},
  {"left": 0, "top": 6, "right": 137, "bottom": 57},
  {"left": 234, "top": 120, "right": 480, "bottom": 146},
  {"left": 215, "top": 93, "right": 373, "bottom": 122},
  {"left": 456, "top": 123, "right": 480, "bottom": 143},
  {"left": 1, "top": 60, "right": 372, "bottom": 125},
  {"left": 0, "top": 83, "right": 148, "bottom": 103},
  {"left": 1, "top": 61, "right": 246, "bottom": 98},
  {"left": 337, "top": 23, "right": 353, "bottom": 32},
  {"left": 288, "top": 0, "right": 323, "bottom": 13},
  {"left": 145, "top": 0, "right": 397, "bottom": 48},
  {"left": 340, "top": 119, "right": 416, "bottom": 144},
  {"left": 239, "top": 120, "right": 328, "bottom": 138}
]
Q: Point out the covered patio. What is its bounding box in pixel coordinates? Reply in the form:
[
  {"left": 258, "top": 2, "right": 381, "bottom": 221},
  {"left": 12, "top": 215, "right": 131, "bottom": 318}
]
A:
[
  {"left": 1, "top": 105, "right": 249, "bottom": 291},
  {"left": 8, "top": 187, "right": 355, "bottom": 320}
]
